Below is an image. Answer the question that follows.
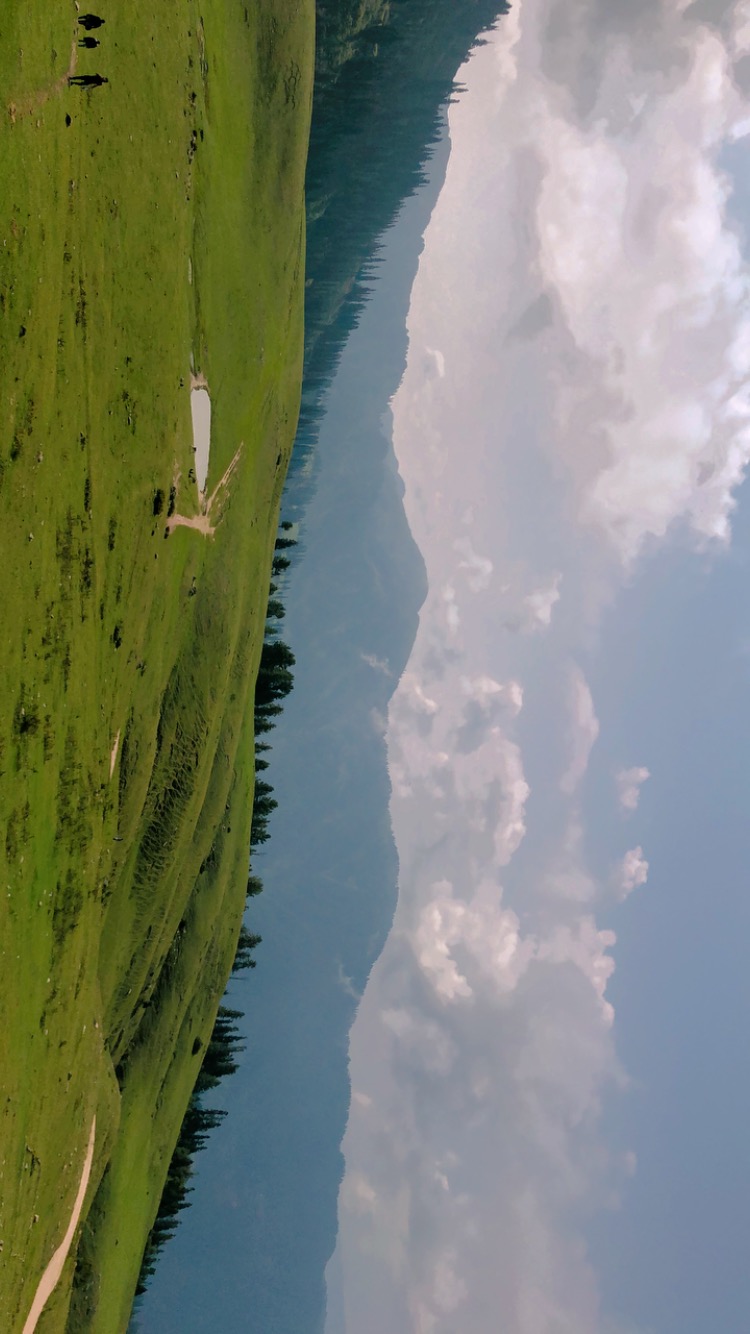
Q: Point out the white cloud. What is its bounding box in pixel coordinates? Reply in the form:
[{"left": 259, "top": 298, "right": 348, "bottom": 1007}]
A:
[
  {"left": 460, "top": 673, "right": 524, "bottom": 716},
  {"left": 536, "top": 918, "right": 617, "bottom": 1027},
  {"left": 616, "top": 847, "right": 650, "bottom": 901},
  {"left": 616, "top": 765, "right": 651, "bottom": 813},
  {"left": 399, "top": 672, "right": 439, "bottom": 716},
  {"left": 425, "top": 346, "right": 446, "bottom": 378},
  {"left": 334, "top": 869, "right": 626, "bottom": 1334},
  {"left": 454, "top": 536, "right": 494, "bottom": 592},
  {"left": 529, "top": 16, "right": 750, "bottom": 562},
  {"left": 523, "top": 573, "right": 562, "bottom": 630},
  {"left": 504, "top": 574, "right": 563, "bottom": 635},
  {"left": 442, "top": 584, "right": 460, "bottom": 636},
  {"left": 543, "top": 817, "right": 597, "bottom": 904},
  {"left": 452, "top": 731, "right": 530, "bottom": 865},
  {"left": 381, "top": 1006, "right": 459, "bottom": 1075},
  {"left": 413, "top": 878, "right": 534, "bottom": 1003},
  {"left": 362, "top": 651, "right": 392, "bottom": 676},
  {"left": 561, "top": 667, "right": 600, "bottom": 794},
  {"left": 345, "top": 1172, "right": 378, "bottom": 1214},
  {"left": 428, "top": 1249, "right": 467, "bottom": 1316}
]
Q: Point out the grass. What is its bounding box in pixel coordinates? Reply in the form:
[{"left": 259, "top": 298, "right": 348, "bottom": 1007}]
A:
[{"left": 0, "top": 2, "right": 313, "bottom": 1329}]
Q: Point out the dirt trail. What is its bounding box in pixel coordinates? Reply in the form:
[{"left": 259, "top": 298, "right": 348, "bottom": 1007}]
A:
[
  {"left": 22, "top": 1117, "right": 96, "bottom": 1334},
  {"left": 8, "top": 37, "right": 78, "bottom": 123},
  {"left": 167, "top": 443, "right": 243, "bottom": 539}
]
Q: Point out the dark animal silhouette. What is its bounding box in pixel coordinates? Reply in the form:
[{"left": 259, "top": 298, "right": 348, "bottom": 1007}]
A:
[
  {"left": 68, "top": 74, "right": 109, "bottom": 88},
  {"left": 78, "top": 15, "right": 105, "bottom": 30},
  {"left": 78, "top": 36, "right": 100, "bottom": 48}
]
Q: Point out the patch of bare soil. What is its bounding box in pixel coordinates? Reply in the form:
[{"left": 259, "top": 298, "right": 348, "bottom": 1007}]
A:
[
  {"left": 166, "top": 443, "right": 243, "bottom": 540},
  {"left": 8, "top": 37, "right": 78, "bottom": 124}
]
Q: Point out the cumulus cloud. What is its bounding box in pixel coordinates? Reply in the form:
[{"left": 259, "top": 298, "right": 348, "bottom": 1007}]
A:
[
  {"left": 543, "top": 817, "right": 598, "bottom": 904},
  {"left": 507, "top": 290, "right": 555, "bottom": 342},
  {"left": 453, "top": 676, "right": 524, "bottom": 760},
  {"left": 616, "top": 846, "right": 650, "bottom": 900},
  {"left": 536, "top": 918, "right": 617, "bottom": 1027},
  {"left": 362, "top": 651, "right": 392, "bottom": 676},
  {"left": 523, "top": 573, "right": 563, "bottom": 630},
  {"left": 381, "top": 1005, "right": 459, "bottom": 1075},
  {"left": 334, "top": 877, "right": 625, "bottom": 1334},
  {"left": 529, "top": 3, "right": 750, "bottom": 562},
  {"left": 454, "top": 536, "right": 494, "bottom": 592},
  {"left": 441, "top": 584, "right": 460, "bottom": 636},
  {"left": 414, "top": 878, "right": 533, "bottom": 1002},
  {"left": 460, "top": 673, "right": 523, "bottom": 716},
  {"left": 616, "top": 765, "right": 651, "bottom": 813},
  {"left": 425, "top": 346, "right": 446, "bottom": 378},
  {"left": 561, "top": 666, "right": 600, "bottom": 794},
  {"left": 337, "top": 610, "right": 626, "bottom": 1334},
  {"left": 504, "top": 574, "right": 563, "bottom": 634},
  {"left": 341, "top": 1171, "right": 378, "bottom": 1218},
  {"left": 452, "top": 731, "right": 530, "bottom": 864},
  {"left": 398, "top": 672, "right": 439, "bottom": 717}
]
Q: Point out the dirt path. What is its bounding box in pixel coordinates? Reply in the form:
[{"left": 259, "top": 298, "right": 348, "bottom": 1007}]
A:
[
  {"left": 167, "top": 442, "right": 243, "bottom": 539},
  {"left": 8, "top": 37, "right": 78, "bottom": 124},
  {"left": 22, "top": 1117, "right": 96, "bottom": 1334}
]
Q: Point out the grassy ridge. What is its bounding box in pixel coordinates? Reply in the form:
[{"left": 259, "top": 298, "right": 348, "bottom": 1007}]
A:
[{"left": 0, "top": 2, "right": 313, "bottom": 1330}]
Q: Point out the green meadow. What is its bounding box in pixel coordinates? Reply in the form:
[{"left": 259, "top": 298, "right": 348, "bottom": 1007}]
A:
[{"left": 0, "top": 3, "right": 313, "bottom": 1329}]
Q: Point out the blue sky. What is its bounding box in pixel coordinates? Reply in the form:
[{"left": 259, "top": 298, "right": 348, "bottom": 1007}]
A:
[
  {"left": 585, "top": 517, "right": 750, "bottom": 1334},
  {"left": 327, "top": 3, "right": 750, "bottom": 1330}
]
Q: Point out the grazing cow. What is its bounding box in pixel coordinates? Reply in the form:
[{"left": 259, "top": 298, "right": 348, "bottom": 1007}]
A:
[
  {"left": 78, "top": 15, "right": 105, "bottom": 30},
  {"left": 78, "top": 36, "right": 100, "bottom": 48}
]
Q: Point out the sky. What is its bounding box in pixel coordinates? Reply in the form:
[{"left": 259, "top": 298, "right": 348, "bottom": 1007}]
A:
[{"left": 326, "top": 2, "right": 750, "bottom": 1331}]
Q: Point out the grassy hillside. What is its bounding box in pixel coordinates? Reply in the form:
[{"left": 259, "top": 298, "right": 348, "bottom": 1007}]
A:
[{"left": 0, "top": 2, "right": 313, "bottom": 1330}]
